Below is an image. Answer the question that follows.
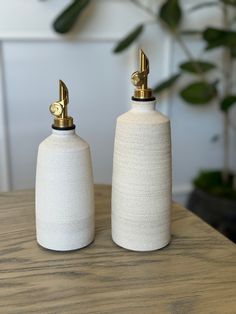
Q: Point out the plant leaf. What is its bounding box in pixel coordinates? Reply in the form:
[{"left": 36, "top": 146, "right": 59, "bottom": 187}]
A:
[
  {"left": 220, "top": 95, "right": 236, "bottom": 111},
  {"left": 189, "top": 1, "right": 218, "bottom": 11},
  {"left": 203, "top": 27, "right": 236, "bottom": 51},
  {"left": 113, "top": 24, "right": 144, "bottom": 53},
  {"left": 231, "top": 46, "right": 236, "bottom": 58},
  {"left": 181, "top": 29, "right": 202, "bottom": 36},
  {"left": 180, "top": 60, "right": 216, "bottom": 73},
  {"left": 53, "top": 0, "right": 91, "bottom": 34},
  {"left": 220, "top": 0, "right": 236, "bottom": 6},
  {"left": 180, "top": 81, "right": 217, "bottom": 104},
  {"left": 153, "top": 73, "right": 181, "bottom": 93},
  {"left": 211, "top": 134, "right": 220, "bottom": 142},
  {"left": 159, "top": 0, "right": 182, "bottom": 31}
]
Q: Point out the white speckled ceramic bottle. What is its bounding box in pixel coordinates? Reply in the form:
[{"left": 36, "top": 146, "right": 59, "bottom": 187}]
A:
[
  {"left": 35, "top": 80, "right": 94, "bottom": 251},
  {"left": 112, "top": 50, "right": 172, "bottom": 251}
]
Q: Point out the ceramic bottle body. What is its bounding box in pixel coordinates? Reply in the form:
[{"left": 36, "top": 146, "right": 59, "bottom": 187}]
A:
[
  {"left": 112, "top": 100, "right": 172, "bottom": 251},
  {"left": 35, "top": 129, "right": 94, "bottom": 251}
]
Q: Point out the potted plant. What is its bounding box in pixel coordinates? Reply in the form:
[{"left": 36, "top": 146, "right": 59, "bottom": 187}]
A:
[{"left": 51, "top": 0, "right": 236, "bottom": 242}]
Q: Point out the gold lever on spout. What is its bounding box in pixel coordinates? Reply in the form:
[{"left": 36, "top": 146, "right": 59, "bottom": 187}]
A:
[
  {"left": 50, "top": 80, "right": 74, "bottom": 129},
  {"left": 131, "top": 49, "right": 153, "bottom": 100}
]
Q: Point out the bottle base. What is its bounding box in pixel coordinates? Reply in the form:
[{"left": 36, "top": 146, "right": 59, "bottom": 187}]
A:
[
  {"left": 111, "top": 235, "right": 171, "bottom": 252},
  {"left": 36, "top": 215, "right": 95, "bottom": 252},
  {"left": 36, "top": 237, "right": 94, "bottom": 252}
]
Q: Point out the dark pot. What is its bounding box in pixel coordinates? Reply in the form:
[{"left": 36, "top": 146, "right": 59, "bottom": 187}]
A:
[{"left": 187, "top": 188, "right": 236, "bottom": 243}]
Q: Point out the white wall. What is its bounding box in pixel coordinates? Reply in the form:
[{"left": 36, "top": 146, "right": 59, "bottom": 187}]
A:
[{"left": 0, "top": 0, "right": 235, "bottom": 204}]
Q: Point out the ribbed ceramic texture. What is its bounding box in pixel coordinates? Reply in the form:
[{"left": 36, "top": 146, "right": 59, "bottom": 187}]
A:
[
  {"left": 35, "top": 129, "right": 94, "bottom": 251},
  {"left": 112, "top": 100, "right": 172, "bottom": 251}
]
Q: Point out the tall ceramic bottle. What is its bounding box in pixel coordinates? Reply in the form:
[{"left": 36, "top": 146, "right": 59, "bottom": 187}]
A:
[
  {"left": 35, "top": 80, "right": 94, "bottom": 251},
  {"left": 112, "top": 50, "right": 172, "bottom": 251}
]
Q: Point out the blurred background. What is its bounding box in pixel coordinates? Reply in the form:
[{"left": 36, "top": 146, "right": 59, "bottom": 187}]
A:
[{"left": 0, "top": 0, "right": 236, "bottom": 228}]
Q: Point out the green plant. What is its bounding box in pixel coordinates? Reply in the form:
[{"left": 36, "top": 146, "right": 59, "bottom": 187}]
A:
[
  {"left": 52, "top": 0, "right": 236, "bottom": 197},
  {"left": 194, "top": 170, "right": 236, "bottom": 199}
]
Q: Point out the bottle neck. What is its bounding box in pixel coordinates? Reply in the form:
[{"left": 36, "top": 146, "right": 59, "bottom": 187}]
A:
[
  {"left": 131, "top": 99, "right": 156, "bottom": 112},
  {"left": 52, "top": 128, "right": 75, "bottom": 136}
]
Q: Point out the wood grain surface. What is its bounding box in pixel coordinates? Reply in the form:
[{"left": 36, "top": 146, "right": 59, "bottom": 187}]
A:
[{"left": 0, "top": 185, "right": 235, "bottom": 314}]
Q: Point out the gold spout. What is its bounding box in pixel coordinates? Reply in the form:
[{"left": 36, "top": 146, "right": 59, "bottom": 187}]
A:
[
  {"left": 50, "top": 80, "right": 74, "bottom": 129},
  {"left": 131, "top": 49, "right": 153, "bottom": 100}
]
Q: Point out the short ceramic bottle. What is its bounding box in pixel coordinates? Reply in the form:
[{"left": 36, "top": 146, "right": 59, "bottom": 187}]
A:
[
  {"left": 112, "top": 50, "right": 172, "bottom": 251},
  {"left": 35, "top": 80, "right": 94, "bottom": 251}
]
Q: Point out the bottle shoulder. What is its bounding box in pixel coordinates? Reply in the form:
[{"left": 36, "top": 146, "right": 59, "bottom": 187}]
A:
[
  {"left": 117, "top": 109, "right": 170, "bottom": 125},
  {"left": 38, "top": 132, "right": 89, "bottom": 152}
]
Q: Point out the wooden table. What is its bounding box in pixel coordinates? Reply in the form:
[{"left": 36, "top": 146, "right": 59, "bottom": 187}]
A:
[{"left": 0, "top": 185, "right": 235, "bottom": 314}]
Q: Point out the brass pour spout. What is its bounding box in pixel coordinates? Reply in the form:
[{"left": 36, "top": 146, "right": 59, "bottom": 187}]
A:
[
  {"left": 131, "top": 49, "right": 153, "bottom": 100},
  {"left": 50, "top": 80, "right": 74, "bottom": 129}
]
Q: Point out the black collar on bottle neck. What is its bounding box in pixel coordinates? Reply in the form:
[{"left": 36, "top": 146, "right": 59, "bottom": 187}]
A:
[
  {"left": 132, "top": 96, "right": 156, "bottom": 102},
  {"left": 52, "top": 124, "right": 76, "bottom": 131}
]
